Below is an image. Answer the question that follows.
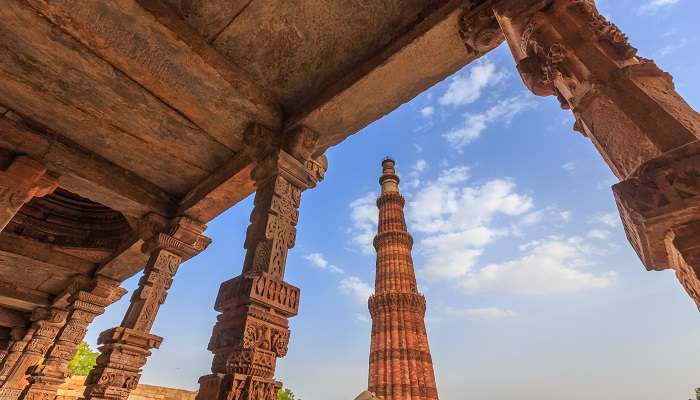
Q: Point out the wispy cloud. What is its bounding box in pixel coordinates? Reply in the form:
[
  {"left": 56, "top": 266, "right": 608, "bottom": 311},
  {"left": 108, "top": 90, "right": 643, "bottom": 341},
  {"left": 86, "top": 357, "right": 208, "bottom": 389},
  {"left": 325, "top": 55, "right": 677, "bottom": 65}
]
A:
[
  {"left": 638, "top": 0, "right": 680, "bottom": 15},
  {"left": 339, "top": 276, "right": 374, "bottom": 304},
  {"left": 348, "top": 193, "right": 379, "bottom": 254},
  {"left": 443, "top": 96, "right": 536, "bottom": 150},
  {"left": 590, "top": 212, "right": 621, "bottom": 228},
  {"left": 420, "top": 106, "right": 435, "bottom": 118},
  {"left": 444, "top": 306, "right": 516, "bottom": 320},
  {"left": 305, "top": 253, "right": 345, "bottom": 274},
  {"left": 656, "top": 37, "right": 690, "bottom": 56},
  {"left": 562, "top": 162, "right": 576, "bottom": 173},
  {"left": 439, "top": 59, "right": 507, "bottom": 107}
]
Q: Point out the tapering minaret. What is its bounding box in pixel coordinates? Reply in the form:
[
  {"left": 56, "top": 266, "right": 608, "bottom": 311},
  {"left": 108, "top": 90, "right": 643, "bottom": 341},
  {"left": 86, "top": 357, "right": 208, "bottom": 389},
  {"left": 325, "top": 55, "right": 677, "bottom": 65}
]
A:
[{"left": 368, "top": 158, "right": 438, "bottom": 400}]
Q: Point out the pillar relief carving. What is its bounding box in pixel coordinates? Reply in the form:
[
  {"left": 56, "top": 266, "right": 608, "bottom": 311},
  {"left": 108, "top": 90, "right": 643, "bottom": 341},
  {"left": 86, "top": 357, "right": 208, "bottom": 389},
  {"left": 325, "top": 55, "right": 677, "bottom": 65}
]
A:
[
  {"left": 0, "top": 328, "right": 32, "bottom": 386},
  {"left": 84, "top": 217, "right": 210, "bottom": 400},
  {"left": 0, "top": 309, "right": 68, "bottom": 400},
  {"left": 491, "top": 0, "right": 700, "bottom": 308},
  {"left": 0, "top": 156, "right": 59, "bottom": 232},
  {"left": 197, "top": 125, "right": 326, "bottom": 400},
  {"left": 20, "top": 277, "right": 126, "bottom": 400}
]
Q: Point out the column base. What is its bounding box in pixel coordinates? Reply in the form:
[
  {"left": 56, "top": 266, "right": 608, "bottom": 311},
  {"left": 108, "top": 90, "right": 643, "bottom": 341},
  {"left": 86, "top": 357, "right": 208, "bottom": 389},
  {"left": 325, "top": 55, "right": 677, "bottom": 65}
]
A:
[
  {"left": 83, "top": 328, "right": 162, "bottom": 400},
  {"left": 197, "top": 373, "right": 280, "bottom": 400}
]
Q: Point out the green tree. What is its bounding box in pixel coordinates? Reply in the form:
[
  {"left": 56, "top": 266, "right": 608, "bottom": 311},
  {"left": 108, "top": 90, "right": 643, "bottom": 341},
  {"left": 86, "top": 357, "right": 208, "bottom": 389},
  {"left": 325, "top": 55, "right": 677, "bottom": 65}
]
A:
[
  {"left": 277, "top": 388, "right": 300, "bottom": 400},
  {"left": 67, "top": 341, "right": 99, "bottom": 376}
]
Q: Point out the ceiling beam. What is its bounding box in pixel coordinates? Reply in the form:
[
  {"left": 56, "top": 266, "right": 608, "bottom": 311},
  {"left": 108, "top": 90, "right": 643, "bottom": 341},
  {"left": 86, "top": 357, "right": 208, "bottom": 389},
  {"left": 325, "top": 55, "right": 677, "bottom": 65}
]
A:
[
  {"left": 0, "top": 282, "right": 50, "bottom": 313},
  {"left": 0, "top": 233, "right": 96, "bottom": 276},
  {"left": 23, "top": 0, "right": 282, "bottom": 152},
  {"left": 0, "top": 307, "right": 27, "bottom": 328},
  {"left": 287, "top": 0, "right": 501, "bottom": 151},
  {"left": 0, "top": 114, "right": 176, "bottom": 218}
]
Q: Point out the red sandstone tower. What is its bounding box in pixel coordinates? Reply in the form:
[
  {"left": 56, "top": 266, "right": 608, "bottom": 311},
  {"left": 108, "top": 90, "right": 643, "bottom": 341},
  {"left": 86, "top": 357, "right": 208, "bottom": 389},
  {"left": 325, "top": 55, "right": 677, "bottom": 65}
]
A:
[{"left": 368, "top": 158, "right": 438, "bottom": 400}]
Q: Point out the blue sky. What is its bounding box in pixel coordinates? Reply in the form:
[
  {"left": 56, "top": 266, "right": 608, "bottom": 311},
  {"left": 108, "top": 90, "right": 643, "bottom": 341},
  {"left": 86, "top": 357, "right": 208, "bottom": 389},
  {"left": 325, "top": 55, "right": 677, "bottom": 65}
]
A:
[{"left": 86, "top": 1, "right": 700, "bottom": 399}]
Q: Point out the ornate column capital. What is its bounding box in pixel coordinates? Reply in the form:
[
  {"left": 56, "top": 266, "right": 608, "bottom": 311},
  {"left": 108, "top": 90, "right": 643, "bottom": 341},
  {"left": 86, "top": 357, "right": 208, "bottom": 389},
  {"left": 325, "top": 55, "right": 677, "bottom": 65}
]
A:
[
  {"left": 458, "top": 2, "right": 504, "bottom": 56},
  {"left": 0, "top": 155, "right": 59, "bottom": 232}
]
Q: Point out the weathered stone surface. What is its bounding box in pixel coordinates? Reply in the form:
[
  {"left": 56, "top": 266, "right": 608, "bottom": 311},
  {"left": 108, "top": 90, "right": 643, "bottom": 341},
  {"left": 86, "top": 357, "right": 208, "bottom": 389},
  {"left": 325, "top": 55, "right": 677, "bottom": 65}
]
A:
[{"left": 368, "top": 159, "right": 438, "bottom": 400}]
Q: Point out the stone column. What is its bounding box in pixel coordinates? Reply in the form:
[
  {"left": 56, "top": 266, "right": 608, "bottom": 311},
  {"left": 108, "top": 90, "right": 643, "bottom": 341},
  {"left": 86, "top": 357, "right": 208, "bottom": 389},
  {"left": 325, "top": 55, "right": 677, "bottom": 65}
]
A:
[
  {"left": 0, "top": 328, "right": 33, "bottom": 386},
  {"left": 83, "top": 217, "right": 210, "bottom": 400},
  {"left": 0, "top": 155, "right": 59, "bottom": 232},
  {"left": 197, "top": 126, "right": 327, "bottom": 400},
  {"left": 20, "top": 277, "right": 126, "bottom": 400},
  {"left": 490, "top": 0, "right": 700, "bottom": 307},
  {"left": 0, "top": 309, "right": 68, "bottom": 400}
]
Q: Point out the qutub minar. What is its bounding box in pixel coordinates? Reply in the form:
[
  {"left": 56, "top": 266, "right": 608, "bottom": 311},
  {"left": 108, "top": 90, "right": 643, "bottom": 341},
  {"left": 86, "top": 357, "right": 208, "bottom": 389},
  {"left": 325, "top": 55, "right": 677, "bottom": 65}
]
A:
[{"left": 367, "top": 159, "right": 438, "bottom": 400}]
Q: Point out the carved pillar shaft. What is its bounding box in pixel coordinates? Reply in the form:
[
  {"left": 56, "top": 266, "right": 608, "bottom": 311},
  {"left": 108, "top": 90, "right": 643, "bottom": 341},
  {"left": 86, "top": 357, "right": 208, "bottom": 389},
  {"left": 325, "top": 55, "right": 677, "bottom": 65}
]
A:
[
  {"left": 0, "top": 155, "right": 59, "bottom": 232},
  {"left": 0, "top": 309, "right": 68, "bottom": 400},
  {"left": 197, "top": 126, "right": 327, "bottom": 400},
  {"left": 491, "top": 0, "right": 700, "bottom": 308},
  {"left": 0, "top": 329, "right": 33, "bottom": 386},
  {"left": 83, "top": 218, "right": 210, "bottom": 400},
  {"left": 20, "top": 277, "right": 126, "bottom": 400}
]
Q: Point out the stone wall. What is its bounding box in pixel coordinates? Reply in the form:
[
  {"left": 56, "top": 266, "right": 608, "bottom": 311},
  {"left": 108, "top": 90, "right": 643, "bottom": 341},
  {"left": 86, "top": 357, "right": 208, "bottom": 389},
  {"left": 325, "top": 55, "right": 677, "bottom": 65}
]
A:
[{"left": 57, "top": 376, "right": 197, "bottom": 400}]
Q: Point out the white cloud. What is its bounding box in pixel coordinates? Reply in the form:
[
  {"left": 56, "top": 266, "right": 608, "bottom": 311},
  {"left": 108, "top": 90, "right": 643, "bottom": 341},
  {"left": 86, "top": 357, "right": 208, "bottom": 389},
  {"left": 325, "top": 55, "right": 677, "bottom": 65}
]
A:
[
  {"left": 408, "top": 168, "right": 533, "bottom": 281},
  {"left": 656, "top": 37, "right": 689, "bottom": 56},
  {"left": 306, "top": 253, "right": 328, "bottom": 268},
  {"left": 443, "top": 96, "right": 536, "bottom": 150},
  {"left": 439, "top": 60, "right": 507, "bottom": 106},
  {"left": 587, "top": 229, "right": 611, "bottom": 240},
  {"left": 559, "top": 211, "right": 573, "bottom": 222},
  {"left": 461, "top": 237, "right": 617, "bottom": 295},
  {"left": 420, "top": 106, "right": 435, "bottom": 118},
  {"left": 349, "top": 193, "right": 379, "bottom": 254},
  {"left": 562, "top": 162, "right": 576, "bottom": 173},
  {"left": 354, "top": 313, "right": 370, "bottom": 323},
  {"left": 444, "top": 306, "right": 516, "bottom": 320},
  {"left": 305, "top": 253, "right": 345, "bottom": 274},
  {"left": 339, "top": 276, "right": 374, "bottom": 304},
  {"left": 407, "top": 159, "right": 429, "bottom": 188},
  {"left": 638, "top": 0, "right": 680, "bottom": 14},
  {"left": 590, "top": 212, "right": 621, "bottom": 228}
]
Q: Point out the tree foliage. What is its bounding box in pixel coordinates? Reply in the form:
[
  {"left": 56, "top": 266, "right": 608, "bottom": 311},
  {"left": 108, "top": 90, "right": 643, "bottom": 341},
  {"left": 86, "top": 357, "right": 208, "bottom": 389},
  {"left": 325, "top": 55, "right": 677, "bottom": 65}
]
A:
[
  {"left": 67, "top": 341, "right": 99, "bottom": 376},
  {"left": 278, "top": 388, "right": 300, "bottom": 400}
]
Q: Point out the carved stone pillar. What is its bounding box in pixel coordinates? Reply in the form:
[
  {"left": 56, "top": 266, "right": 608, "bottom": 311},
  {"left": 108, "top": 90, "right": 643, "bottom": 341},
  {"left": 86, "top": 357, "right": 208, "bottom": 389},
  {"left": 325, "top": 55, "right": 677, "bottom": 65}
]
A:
[
  {"left": 20, "top": 277, "right": 126, "bottom": 400},
  {"left": 197, "top": 126, "right": 327, "bottom": 400},
  {"left": 83, "top": 217, "right": 210, "bottom": 400},
  {"left": 0, "top": 328, "right": 33, "bottom": 386},
  {"left": 490, "top": 0, "right": 700, "bottom": 307},
  {"left": 0, "top": 309, "right": 68, "bottom": 400},
  {"left": 0, "top": 155, "right": 59, "bottom": 232}
]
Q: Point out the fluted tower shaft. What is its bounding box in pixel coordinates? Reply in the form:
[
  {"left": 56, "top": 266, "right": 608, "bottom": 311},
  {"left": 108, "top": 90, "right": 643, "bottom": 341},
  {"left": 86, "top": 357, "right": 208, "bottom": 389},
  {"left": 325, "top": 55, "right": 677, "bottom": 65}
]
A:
[{"left": 368, "top": 159, "right": 438, "bottom": 400}]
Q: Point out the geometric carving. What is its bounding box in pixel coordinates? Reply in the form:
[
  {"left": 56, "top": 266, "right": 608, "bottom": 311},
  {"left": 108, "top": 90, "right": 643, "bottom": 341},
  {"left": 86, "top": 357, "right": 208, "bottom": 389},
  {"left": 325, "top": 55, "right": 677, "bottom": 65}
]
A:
[
  {"left": 0, "top": 308, "right": 68, "bottom": 400},
  {"left": 198, "top": 125, "right": 327, "bottom": 400},
  {"left": 20, "top": 277, "right": 126, "bottom": 400}
]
